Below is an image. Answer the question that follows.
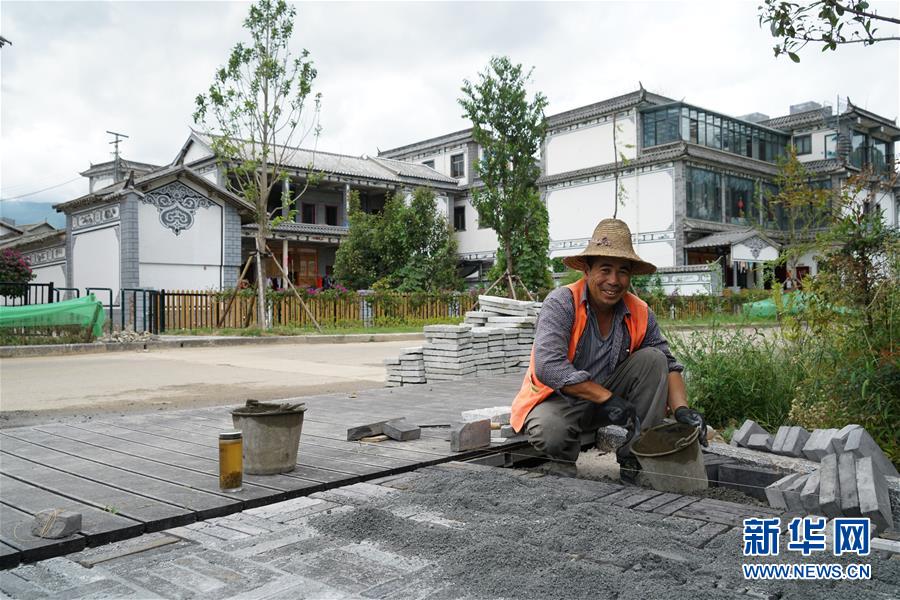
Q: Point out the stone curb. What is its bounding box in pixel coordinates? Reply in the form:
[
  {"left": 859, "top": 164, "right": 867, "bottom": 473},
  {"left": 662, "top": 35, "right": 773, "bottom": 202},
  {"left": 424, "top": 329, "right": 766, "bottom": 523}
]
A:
[{"left": 0, "top": 332, "right": 426, "bottom": 359}]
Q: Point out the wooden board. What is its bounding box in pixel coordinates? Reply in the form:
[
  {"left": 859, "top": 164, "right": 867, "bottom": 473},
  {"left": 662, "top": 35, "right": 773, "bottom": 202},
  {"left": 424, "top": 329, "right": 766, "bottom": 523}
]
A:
[
  {"left": 0, "top": 448, "right": 196, "bottom": 528},
  {"left": 0, "top": 475, "right": 144, "bottom": 546},
  {"left": 55, "top": 422, "right": 323, "bottom": 493},
  {"left": 0, "top": 503, "right": 86, "bottom": 563},
  {"left": 3, "top": 428, "right": 279, "bottom": 508}
]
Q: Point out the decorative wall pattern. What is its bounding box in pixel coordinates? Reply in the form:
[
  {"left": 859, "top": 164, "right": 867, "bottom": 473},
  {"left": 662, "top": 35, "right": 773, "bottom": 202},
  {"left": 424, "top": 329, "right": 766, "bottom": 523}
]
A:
[
  {"left": 142, "top": 181, "right": 212, "bottom": 235},
  {"left": 24, "top": 246, "right": 65, "bottom": 267},
  {"left": 73, "top": 205, "right": 119, "bottom": 231}
]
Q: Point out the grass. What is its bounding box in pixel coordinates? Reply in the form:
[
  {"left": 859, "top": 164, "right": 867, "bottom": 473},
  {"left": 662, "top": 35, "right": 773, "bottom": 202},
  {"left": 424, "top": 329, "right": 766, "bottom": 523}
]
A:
[{"left": 658, "top": 312, "right": 778, "bottom": 328}]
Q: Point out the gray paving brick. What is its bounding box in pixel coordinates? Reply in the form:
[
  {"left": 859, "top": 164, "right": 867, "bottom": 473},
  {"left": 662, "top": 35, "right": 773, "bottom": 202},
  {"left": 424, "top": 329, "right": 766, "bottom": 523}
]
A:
[
  {"left": 783, "top": 473, "right": 809, "bottom": 512},
  {"left": 842, "top": 427, "right": 900, "bottom": 478},
  {"left": 838, "top": 451, "right": 862, "bottom": 517},
  {"left": 856, "top": 456, "right": 893, "bottom": 534},
  {"left": 802, "top": 428, "right": 840, "bottom": 462},
  {"left": 775, "top": 426, "right": 811, "bottom": 458},
  {"left": 818, "top": 453, "right": 842, "bottom": 518},
  {"left": 765, "top": 473, "right": 802, "bottom": 510},
  {"left": 800, "top": 470, "right": 821, "bottom": 513},
  {"left": 745, "top": 433, "right": 774, "bottom": 452},
  {"left": 731, "top": 420, "right": 767, "bottom": 448},
  {"left": 449, "top": 419, "right": 490, "bottom": 452},
  {"left": 382, "top": 420, "right": 421, "bottom": 441}
]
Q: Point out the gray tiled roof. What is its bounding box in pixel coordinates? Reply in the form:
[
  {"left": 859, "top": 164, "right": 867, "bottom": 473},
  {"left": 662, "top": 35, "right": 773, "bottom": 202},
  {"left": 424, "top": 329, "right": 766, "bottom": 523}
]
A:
[
  {"left": 79, "top": 158, "right": 161, "bottom": 177},
  {"left": 547, "top": 89, "right": 675, "bottom": 129},
  {"left": 759, "top": 108, "right": 830, "bottom": 131},
  {"left": 368, "top": 156, "right": 458, "bottom": 183},
  {"left": 54, "top": 165, "right": 252, "bottom": 213},
  {"left": 0, "top": 228, "right": 65, "bottom": 251},
  {"left": 801, "top": 158, "right": 845, "bottom": 174},
  {"left": 685, "top": 228, "right": 779, "bottom": 250},
  {"left": 243, "top": 222, "right": 349, "bottom": 237},
  {"left": 193, "top": 132, "right": 459, "bottom": 187}
]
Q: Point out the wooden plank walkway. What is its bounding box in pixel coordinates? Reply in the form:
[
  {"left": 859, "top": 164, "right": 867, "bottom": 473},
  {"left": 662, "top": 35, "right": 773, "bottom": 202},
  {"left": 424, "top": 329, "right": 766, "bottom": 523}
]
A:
[{"left": 0, "top": 373, "right": 526, "bottom": 568}]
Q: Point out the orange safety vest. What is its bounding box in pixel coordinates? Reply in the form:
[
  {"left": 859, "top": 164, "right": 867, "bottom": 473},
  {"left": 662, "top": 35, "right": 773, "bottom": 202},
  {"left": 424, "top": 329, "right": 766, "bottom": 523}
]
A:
[{"left": 510, "top": 277, "right": 649, "bottom": 432}]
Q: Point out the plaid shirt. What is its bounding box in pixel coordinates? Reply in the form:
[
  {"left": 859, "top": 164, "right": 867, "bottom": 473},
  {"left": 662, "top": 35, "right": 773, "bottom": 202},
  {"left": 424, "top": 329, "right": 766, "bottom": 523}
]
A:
[{"left": 533, "top": 284, "right": 683, "bottom": 390}]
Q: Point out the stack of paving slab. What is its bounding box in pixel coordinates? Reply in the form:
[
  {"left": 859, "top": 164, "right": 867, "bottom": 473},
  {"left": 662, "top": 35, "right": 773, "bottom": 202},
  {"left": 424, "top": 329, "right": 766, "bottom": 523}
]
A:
[
  {"left": 466, "top": 295, "right": 540, "bottom": 374},
  {"left": 384, "top": 347, "right": 426, "bottom": 388},
  {"left": 422, "top": 324, "right": 476, "bottom": 382},
  {"left": 382, "top": 295, "right": 541, "bottom": 386},
  {"left": 732, "top": 420, "right": 897, "bottom": 533}
]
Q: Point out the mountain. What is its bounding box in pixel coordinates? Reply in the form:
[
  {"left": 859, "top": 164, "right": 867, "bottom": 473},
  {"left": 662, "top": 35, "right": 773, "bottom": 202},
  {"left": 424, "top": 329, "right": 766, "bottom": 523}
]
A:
[{"left": 0, "top": 201, "right": 66, "bottom": 229}]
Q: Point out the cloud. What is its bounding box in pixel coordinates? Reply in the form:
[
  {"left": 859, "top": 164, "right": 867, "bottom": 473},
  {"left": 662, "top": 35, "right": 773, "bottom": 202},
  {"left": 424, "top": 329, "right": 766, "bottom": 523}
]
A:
[{"left": 1, "top": 0, "right": 897, "bottom": 214}]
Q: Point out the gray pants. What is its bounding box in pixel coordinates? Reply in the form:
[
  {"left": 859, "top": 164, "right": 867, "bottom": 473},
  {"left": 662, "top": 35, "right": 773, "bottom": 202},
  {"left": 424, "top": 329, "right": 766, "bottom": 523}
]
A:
[{"left": 523, "top": 347, "right": 670, "bottom": 463}]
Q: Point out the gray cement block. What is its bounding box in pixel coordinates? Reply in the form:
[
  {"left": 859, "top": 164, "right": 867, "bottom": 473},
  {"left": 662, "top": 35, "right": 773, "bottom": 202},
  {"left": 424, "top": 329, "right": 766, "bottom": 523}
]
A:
[
  {"left": 834, "top": 424, "right": 863, "bottom": 450},
  {"left": 382, "top": 420, "right": 421, "bottom": 442},
  {"left": 746, "top": 433, "right": 774, "bottom": 452},
  {"left": 838, "top": 451, "right": 862, "bottom": 517},
  {"left": 855, "top": 456, "right": 893, "bottom": 534},
  {"left": 800, "top": 470, "right": 821, "bottom": 513},
  {"left": 802, "top": 428, "right": 839, "bottom": 462},
  {"left": 774, "top": 426, "right": 811, "bottom": 458},
  {"left": 818, "top": 453, "right": 842, "bottom": 518},
  {"left": 771, "top": 426, "right": 791, "bottom": 455},
  {"left": 842, "top": 427, "right": 899, "bottom": 478},
  {"left": 765, "top": 473, "right": 803, "bottom": 510},
  {"left": 717, "top": 463, "right": 783, "bottom": 501},
  {"left": 731, "top": 420, "right": 767, "bottom": 448},
  {"left": 32, "top": 509, "right": 82, "bottom": 539},
  {"left": 499, "top": 425, "right": 517, "bottom": 438},
  {"left": 450, "top": 419, "right": 491, "bottom": 452},
  {"left": 783, "top": 473, "right": 810, "bottom": 512},
  {"left": 460, "top": 407, "right": 511, "bottom": 424},
  {"left": 347, "top": 418, "right": 403, "bottom": 441}
]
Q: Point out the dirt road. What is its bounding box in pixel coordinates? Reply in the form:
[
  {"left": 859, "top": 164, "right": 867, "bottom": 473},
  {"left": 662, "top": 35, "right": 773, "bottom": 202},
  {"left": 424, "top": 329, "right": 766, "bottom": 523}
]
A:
[{"left": 0, "top": 340, "right": 413, "bottom": 428}]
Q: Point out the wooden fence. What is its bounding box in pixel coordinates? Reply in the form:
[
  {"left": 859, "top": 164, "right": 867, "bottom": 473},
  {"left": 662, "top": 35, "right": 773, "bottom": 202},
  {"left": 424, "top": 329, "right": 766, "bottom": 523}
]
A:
[{"left": 160, "top": 291, "right": 478, "bottom": 331}]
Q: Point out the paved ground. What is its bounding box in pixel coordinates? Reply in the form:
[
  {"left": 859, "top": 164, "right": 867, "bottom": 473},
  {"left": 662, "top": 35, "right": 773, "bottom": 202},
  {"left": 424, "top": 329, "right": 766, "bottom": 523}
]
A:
[
  {"left": 0, "top": 340, "right": 415, "bottom": 427},
  {"left": 2, "top": 462, "right": 897, "bottom": 599}
]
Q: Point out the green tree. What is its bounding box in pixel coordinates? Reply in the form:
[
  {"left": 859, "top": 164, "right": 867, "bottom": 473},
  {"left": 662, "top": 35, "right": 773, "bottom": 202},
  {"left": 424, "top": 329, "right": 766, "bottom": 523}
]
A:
[
  {"left": 771, "top": 147, "right": 832, "bottom": 286},
  {"left": 334, "top": 188, "right": 462, "bottom": 292},
  {"left": 759, "top": 0, "right": 900, "bottom": 62},
  {"left": 193, "top": 0, "right": 320, "bottom": 327},
  {"left": 459, "top": 56, "right": 551, "bottom": 297},
  {"left": 332, "top": 191, "right": 380, "bottom": 290}
]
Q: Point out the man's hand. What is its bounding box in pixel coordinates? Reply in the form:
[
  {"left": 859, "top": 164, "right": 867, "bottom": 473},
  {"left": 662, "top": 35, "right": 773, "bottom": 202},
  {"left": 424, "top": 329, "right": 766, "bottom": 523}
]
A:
[
  {"left": 675, "top": 406, "right": 708, "bottom": 447},
  {"left": 600, "top": 395, "right": 636, "bottom": 428}
]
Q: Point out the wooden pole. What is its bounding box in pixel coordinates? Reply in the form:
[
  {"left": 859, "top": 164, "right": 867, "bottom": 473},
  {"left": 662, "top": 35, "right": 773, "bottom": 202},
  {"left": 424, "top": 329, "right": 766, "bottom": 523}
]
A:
[
  {"left": 217, "top": 254, "right": 254, "bottom": 328},
  {"left": 265, "top": 244, "right": 323, "bottom": 333}
]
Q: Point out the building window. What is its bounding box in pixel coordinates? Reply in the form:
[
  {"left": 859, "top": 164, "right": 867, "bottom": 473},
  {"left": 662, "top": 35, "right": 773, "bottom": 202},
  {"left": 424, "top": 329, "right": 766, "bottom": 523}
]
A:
[
  {"left": 641, "top": 107, "right": 680, "bottom": 148},
  {"left": 685, "top": 167, "right": 722, "bottom": 222},
  {"left": 450, "top": 153, "right": 465, "bottom": 178},
  {"left": 453, "top": 206, "right": 466, "bottom": 231},
  {"left": 793, "top": 135, "right": 812, "bottom": 155},
  {"left": 825, "top": 134, "right": 838, "bottom": 158},
  {"left": 725, "top": 175, "right": 755, "bottom": 225},
  {"left": 423, "top": 160, "right": 435, "bottom": 169},
  {"left": 871, "top": 140, "right": 888, "bottom": 173},
  {"left": 301, "top": 203, "right": 316, "bottom": 224},
  {"left": 849, "top": 131, "right": 867, "bottom": 168},
  {"left": 325, "top": 205, "right": 338, "bottom": 226}
]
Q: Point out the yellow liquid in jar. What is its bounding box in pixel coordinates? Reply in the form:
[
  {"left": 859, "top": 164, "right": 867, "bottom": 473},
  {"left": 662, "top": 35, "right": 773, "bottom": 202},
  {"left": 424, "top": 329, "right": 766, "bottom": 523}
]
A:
[{"left": 219, "top": 438, "right": 243, "bottom": 491}]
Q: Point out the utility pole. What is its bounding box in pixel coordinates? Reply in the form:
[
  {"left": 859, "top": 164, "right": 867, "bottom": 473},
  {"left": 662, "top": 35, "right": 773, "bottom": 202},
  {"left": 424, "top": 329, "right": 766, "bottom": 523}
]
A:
[{"left": 107, "top": 130, "right": 129, "bottom": 182}]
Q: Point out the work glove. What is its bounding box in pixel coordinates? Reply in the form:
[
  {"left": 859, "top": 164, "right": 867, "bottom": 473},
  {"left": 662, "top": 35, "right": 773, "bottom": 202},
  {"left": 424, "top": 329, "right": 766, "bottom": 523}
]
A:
[
  {"left": 675, "top": 406, "right": 708, "bottom": 447},
  {"left": 600, "top": 394, "right": 636, "bottom": 428}
]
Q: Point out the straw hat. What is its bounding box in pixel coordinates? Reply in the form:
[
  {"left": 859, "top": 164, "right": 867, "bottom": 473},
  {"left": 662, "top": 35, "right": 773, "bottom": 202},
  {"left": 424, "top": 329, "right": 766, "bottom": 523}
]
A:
[{"left": 562, "top": 218, "right": 657, "bottom": 275}]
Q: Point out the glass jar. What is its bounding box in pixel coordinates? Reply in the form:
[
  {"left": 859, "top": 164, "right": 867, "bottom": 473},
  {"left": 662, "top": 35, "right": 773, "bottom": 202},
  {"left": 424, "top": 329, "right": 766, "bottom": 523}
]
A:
[{"left": 219, "top": 431, "right": 243, "bottom": 492}]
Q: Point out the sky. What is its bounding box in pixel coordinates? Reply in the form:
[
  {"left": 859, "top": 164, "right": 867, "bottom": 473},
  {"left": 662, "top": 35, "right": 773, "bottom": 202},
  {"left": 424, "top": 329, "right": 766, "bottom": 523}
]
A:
[{"left": 1, "top": 0, "right": 898, "bottom": 225}]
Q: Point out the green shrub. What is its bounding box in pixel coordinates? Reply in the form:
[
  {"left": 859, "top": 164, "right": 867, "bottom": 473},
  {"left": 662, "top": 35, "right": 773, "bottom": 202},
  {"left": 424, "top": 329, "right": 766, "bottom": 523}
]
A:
[{"left": 667, "top": 326, "right": 803, "bottom": 431}]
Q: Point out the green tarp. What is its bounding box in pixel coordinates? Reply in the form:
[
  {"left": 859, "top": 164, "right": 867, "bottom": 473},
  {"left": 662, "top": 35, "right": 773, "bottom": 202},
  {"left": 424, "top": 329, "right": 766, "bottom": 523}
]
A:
[
  {"left": 0, "top": 294, "right": 106, "bottom": 338},
  {"left": 742, "top": 292, "right": 808, "bottom": 318}
]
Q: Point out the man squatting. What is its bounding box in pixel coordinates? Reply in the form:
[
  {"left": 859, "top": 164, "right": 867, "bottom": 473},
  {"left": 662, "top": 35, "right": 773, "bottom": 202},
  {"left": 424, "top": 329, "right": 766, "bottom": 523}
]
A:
[{"left": 510, "top": 218, "right": 708, "bottom": 482}]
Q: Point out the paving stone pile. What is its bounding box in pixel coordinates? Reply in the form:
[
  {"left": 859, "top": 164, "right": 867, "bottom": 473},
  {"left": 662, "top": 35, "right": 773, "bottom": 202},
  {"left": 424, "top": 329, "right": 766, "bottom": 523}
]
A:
[
  {"left": 384, "top": 347, "right": 425, "bottom": 387},
  {"left": 731, "top": 420, "right": 896, "bottom": 533},
  {"left": 384, "top": 296, "right": 541, "bottom": 386}
]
